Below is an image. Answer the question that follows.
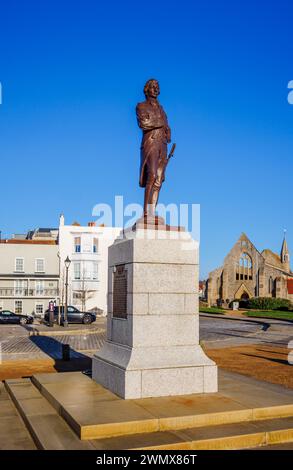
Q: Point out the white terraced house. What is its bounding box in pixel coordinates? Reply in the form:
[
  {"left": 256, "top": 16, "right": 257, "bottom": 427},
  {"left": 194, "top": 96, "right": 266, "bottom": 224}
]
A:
[
  {"left": 58, "top": 215, "right": 121, "bottom": 314},
  {"left": 0, "top": 228, "right": 59, "bottom": 317}
]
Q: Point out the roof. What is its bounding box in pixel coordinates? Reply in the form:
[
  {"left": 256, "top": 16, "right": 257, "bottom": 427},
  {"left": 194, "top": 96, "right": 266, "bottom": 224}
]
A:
[
  {"left": 261, "top": 249, "right": 283, "bottom": 267},
  {"left": 0, "top": 239, "right": 57, "bottom": 245}
]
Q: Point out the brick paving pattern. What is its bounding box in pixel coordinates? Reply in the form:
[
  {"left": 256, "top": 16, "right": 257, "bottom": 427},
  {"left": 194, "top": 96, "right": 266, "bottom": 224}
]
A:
[{"left": 1, "top": 331, "right": 106, "bottom": 359}]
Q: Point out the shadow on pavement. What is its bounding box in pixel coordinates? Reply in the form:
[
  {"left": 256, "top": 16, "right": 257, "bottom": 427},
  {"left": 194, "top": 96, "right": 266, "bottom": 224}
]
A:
[{"left": 29, "top": 335, "right": 92, "bottom": 373}]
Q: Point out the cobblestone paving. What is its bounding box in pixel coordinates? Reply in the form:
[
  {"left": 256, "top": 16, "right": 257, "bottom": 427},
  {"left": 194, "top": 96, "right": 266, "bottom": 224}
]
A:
[{"left": 0, "top": 330, "right": 106, "bottom": 359}]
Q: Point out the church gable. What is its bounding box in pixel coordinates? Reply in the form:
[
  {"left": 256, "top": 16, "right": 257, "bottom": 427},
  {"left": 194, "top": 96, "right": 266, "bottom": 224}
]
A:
[{"left": 223, "top": 233, "right": 262, "bottom": 272}]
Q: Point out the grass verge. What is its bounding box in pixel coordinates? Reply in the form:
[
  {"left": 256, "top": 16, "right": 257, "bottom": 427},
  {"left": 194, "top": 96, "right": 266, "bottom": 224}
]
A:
[
  {"left": 199, "top": 307, "right": 224, "bottom": 314},
  {"left": 244, "top": 310, "right": 293, "bottom": 321}
]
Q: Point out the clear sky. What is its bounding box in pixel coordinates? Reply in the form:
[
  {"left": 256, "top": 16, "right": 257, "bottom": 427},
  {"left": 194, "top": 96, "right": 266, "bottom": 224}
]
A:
[{"left": 0, "top": 0, "right": 292, "bottom": 278}]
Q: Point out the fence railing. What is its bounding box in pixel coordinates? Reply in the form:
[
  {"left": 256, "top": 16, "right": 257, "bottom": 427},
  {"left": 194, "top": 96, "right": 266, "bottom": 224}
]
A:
[{"left": 0, "top": 288, "right": 59, "bottom": 297}]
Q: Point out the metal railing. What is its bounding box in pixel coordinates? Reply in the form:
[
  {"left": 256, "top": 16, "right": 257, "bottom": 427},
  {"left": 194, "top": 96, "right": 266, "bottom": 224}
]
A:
[{"left": 0, "top": 288, "right": 59, "bottom": 297}]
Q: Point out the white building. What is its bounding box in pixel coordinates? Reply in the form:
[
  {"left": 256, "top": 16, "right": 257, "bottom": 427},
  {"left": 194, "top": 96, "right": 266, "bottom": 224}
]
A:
[
  {"left": 58, "top": 215, "right": 121, "bottom": 314},
  {"left": 0, "top": 229, "right": 59, "bottom": 317}
]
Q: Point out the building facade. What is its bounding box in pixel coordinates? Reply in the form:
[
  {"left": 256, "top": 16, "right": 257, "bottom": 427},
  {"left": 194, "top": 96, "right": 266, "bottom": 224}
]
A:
[
  {"left": 0, "top": 233, "right": 59, "bottom": 317},
  {"left": 58, "top": 215, "right": 121, "bottom": 314},
  {"left": 207, "top": 233, "right": 293, "bottom": 307}
]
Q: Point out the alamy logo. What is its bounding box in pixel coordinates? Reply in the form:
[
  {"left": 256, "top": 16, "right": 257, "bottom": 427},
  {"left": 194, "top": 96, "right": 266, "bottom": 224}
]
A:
[{"left": 288, "top": 80, "right": 293, "bottom": 104}]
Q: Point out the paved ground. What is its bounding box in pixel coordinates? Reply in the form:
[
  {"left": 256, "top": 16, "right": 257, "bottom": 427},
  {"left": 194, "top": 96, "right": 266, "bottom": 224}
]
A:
[
  {"left": 199, "top": 314, "right": 293, "bottom": 349},
  {"left": 0, "top": 323, "right": 106, "bottom": 360},
  {"left": 0, "top": 315, "right": 292, "bottom": 358},
  {"left": 0, "top": 315, "right": 292, "bottom": 387}
]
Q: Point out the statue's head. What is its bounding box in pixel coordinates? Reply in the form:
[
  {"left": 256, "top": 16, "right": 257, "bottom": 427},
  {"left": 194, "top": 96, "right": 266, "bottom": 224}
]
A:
[{"left": 144, "top": 79, "right": 160, "bottom": 99}]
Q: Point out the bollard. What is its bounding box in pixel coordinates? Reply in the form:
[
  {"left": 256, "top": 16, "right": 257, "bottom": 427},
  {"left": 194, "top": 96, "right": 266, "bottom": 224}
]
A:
[{"left": 62, "top": 344, "right": 70, "bottom": 361}]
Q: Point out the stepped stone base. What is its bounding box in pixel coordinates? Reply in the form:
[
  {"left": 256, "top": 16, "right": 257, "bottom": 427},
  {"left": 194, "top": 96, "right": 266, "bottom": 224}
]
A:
[
  {"left": 4, "top": 370, "right": 293, "bottom": 450},
  {"left": 93, "top": 228, "right": 218, "bottom": 399}
]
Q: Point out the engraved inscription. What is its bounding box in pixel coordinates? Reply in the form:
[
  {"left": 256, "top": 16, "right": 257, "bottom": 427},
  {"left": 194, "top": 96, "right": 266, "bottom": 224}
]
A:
[{"left": 113, "top": 265, "right": 127, "bottom": 319}]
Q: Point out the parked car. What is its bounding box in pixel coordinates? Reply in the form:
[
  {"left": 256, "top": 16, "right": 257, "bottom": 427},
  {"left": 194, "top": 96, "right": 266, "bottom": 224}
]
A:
[
  {"left": 44, "top": 306, "right": 96, "bottom": 325},
  {"left": 0, "top": 310, "right": 34, "bottom": 325}
]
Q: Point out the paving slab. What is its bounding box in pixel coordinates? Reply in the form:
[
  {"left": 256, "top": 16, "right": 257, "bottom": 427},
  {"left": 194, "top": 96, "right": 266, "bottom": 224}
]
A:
[
  {"left": 133, "top": 394, "right": 252, "bottom": 431},
  {"left": 0, "top": 383, "right": 36, "bottom": 450},
  {"left": 32, "top": 371, "right": 91, "bottom": 387},
  {"left": 90, "top": 417, "right": 293, "bottom": 450},
  {"left": 0, "top": 400, "right": 19, "bottom": 418},
  {"left": 26, "top": 413, "right": 95, "bottom": 450},
  {"left": 5, "top": 378, "right": 94, "bottom": 450},
  {"left": 0, "top": 416, "right": 36, "bottom": 450},
  {"left": 219, "top": 370, "right": 293, "bottom": 412},
  {"left": 90, "top": 429, "right": 190, "bottom": 450},
  {"left": 5, "top": 382, "right": 41, "bottom": 400},
  {"left": 39, "top": 382, "right": 119, "bottom": 413},
  {"left": 62, "top": 400, "right": 160, "bottom": 439}
]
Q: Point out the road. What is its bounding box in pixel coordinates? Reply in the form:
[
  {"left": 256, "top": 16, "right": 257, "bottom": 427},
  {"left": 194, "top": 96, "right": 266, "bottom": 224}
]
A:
[{"left": 199, "top": 314, "right": 293, "bottom": 349}]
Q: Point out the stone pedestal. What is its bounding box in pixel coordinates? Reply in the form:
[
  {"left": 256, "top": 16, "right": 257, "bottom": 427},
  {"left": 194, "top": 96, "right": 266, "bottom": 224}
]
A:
[{"left": 92, "top": 228, "right": 218, "bottom": 399}]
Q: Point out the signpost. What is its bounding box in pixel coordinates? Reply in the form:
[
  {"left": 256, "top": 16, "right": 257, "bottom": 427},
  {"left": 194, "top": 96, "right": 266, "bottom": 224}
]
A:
[{"left": 49, "top": 301, "right": 54, "bottom": 327}]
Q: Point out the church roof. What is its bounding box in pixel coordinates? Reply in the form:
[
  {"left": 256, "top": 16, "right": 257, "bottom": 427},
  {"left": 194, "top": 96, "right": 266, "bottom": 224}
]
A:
[{"left": 261, "top": 249, "right": 283, "bottom": 268}]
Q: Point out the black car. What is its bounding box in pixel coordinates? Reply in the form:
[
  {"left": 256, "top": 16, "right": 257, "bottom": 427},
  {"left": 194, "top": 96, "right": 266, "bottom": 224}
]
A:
[
  {"left": 44, "top": 306, "right": 96, "bottom": 325},
  {"left": 0, "top": 310, "right": 34, "bottom": 325}
]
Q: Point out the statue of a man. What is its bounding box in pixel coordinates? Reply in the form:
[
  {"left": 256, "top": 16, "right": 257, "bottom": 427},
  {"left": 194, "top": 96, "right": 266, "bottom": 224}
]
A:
[{"left": 136, "top": 79, "right": 171, "bottom": 217}]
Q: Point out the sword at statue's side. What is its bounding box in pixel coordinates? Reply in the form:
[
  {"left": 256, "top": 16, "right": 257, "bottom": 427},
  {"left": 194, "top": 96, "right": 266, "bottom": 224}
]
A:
[
  {"left": 163, "top": 143, "right": 176, "bottom": 175},
  {"left": 168, "top": 143, "right": 176, "bottom": 161}
]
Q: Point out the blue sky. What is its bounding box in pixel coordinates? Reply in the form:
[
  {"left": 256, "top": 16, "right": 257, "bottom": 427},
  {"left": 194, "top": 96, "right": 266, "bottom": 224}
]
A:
[{"left": 0, "top": 0, "right": 292, "bottom": 277}]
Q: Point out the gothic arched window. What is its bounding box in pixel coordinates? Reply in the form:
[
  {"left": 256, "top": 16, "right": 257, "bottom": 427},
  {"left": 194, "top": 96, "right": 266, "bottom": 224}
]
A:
[
  {"left": 268, "top": 276, "right": 273, "bottom": 294},
  {"left": 236, "top": 252, "right": 253, "bottom": 281}
]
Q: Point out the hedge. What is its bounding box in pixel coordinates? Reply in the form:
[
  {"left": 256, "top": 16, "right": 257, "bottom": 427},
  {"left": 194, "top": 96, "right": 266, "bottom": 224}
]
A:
[{"left": 247, "top": 297, "right": 291, "bottom": 311}]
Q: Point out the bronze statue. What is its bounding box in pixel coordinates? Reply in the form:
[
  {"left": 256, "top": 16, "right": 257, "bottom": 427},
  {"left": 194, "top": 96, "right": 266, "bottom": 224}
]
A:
[{"left": 136, "top": 79, "right": 175, "bottom": 219}]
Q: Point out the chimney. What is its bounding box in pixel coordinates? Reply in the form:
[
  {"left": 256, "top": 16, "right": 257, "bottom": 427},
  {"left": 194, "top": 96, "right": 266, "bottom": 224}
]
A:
[{"left": 88, "top": 222, "right": 96, "bottom": 227}]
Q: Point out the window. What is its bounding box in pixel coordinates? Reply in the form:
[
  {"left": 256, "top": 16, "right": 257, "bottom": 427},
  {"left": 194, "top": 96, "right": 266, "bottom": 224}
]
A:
[
  {"left": 35, "top": 280, "right": 44, "bottom": 296},
  {"left": 15, "top": 300, "right": 22, "bottom": 314},
  {"left": 15, "top": 258, "right": 24, "bottom": 272},
  {"left": 74, "top": 237, "right": 81, "bottom": 253},
  {"left": 93, "top": 238, "right": 99, "bottom": 253},
  {"left": 68, "top": 306, "right": 77, "bottom": 313},
  {"left": 236, "top": 252, "right": 253, "bottom": 281},
  {"left": 93, "top": 262, "right": 98, "bottom": 280},
  {"left": 74, "top": 262, "right": 81, "bottom": 280},
  {"left": 35, "top": 303, "right": 44, "bottom": 316},
  {"left": 83, "top": 262, "right": 91, "bottom": 280},
  {"left": 35, "top": 258, "right": 45, "bottom": 272},
  {"left": 14, "top": 280, "right": 25, "bottom": 296},
  {"left": 268, "top": 277, "right": 276, "bottom": 295}
]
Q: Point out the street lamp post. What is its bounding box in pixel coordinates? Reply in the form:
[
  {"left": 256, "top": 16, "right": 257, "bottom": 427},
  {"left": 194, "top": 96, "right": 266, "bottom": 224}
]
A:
[
  {"left": 57, "top": 252, "right": 61, "bottom": 326},
  {"left": 64, "top": 256, "right": 71, "bottom": 328}
]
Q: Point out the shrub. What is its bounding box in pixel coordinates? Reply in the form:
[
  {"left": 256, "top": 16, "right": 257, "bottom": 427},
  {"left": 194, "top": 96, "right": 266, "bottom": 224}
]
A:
[{"left": 247, "top": 297, "right": 291, "bottom": 311}]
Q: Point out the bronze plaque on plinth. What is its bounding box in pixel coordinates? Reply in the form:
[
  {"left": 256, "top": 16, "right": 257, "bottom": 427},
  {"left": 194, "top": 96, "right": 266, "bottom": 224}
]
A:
[{"left": 113, "top": 265, "right": 127, "bottom": 319}]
